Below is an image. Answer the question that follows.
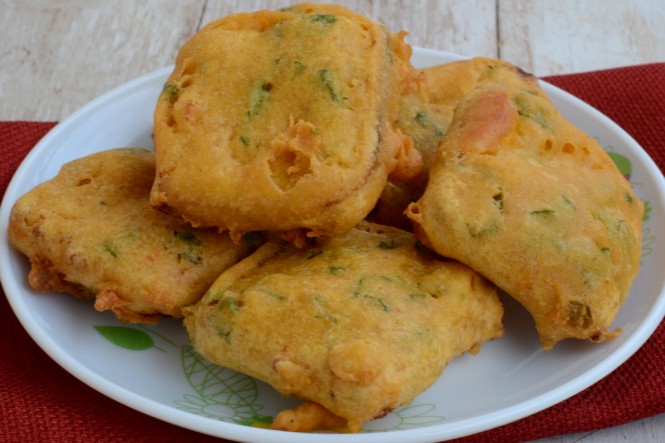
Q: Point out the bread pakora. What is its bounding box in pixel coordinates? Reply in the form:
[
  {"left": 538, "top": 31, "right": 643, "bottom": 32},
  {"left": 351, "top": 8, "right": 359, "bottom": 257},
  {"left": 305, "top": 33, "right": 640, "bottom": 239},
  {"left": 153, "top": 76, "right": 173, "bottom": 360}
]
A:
[
  {"left": 8, "top": 148, "right": 249, "bottom": 323},
  {"left": 151, "top": 3, "right": 420, "bottom": 241},
  {"left": 183, "top": 221, "right": 503, "bottom": 432},
  {"left": 406, "top": 70, "right": 644, "bottom": 350},
  {"left": 371, "top": 57, "right": 537, "bottom": 229}
]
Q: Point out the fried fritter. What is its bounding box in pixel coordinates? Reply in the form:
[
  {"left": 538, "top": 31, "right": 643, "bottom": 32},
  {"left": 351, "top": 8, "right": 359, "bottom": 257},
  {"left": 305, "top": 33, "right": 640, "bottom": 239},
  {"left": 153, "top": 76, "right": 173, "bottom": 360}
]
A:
[
  {"left": 151, "top": 3, "right": 419, "bottom": 241},
  {"left": 183, "top": 221, "right": 503, "bottom": 432},
  {"left": 8, "top": 148, "right": 249, "bottom": 323},
  {"left": 406, "top": 71, "right": 644, "bottom": 350},
  {"left": 371, "top": 57, "right": 537, "bottom": 229}
]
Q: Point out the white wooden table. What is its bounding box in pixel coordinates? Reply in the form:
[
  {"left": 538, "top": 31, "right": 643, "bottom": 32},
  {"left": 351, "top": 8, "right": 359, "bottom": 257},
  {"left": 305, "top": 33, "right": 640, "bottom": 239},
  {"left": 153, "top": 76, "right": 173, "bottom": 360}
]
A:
[{"left": 1, "top": 1, "right": 664, "bottom": 442}]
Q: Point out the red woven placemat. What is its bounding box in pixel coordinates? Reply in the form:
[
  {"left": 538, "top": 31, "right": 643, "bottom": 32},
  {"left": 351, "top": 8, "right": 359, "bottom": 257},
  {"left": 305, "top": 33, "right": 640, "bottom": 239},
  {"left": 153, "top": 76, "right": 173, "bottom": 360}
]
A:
[{"left": 1, "top": 63, "right": 664, "bottom": 443}]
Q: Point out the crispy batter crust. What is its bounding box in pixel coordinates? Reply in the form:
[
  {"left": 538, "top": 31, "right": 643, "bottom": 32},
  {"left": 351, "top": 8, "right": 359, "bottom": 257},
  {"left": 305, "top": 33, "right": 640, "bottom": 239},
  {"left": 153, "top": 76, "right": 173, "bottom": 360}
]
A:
[
  {"left": 406, "top": 66, "right": 643, "bottom": 349},
  {"left": 8, "top": 148, "right": 249, "bottom": 323},
  {"left": 184, "top": 221, "right": 503, "bottom": 431},
  {"left": 151, "top": 3, "right": 418, "bottom": 239},
  {"left": 371, "top": 57, "right": 539, "bottom": 229}
]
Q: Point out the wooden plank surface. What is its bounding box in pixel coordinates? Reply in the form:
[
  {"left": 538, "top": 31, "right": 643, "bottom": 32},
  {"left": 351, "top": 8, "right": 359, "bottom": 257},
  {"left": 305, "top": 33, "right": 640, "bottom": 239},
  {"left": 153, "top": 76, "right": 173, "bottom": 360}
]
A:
[
  {"left": 0, "top": 0, "right": 205, "bottom": 120},
  {"left": 499, "top": 0, "right": 665, "bottom": 76},
  {"left": 3, "top": 0, "right": 664, "bottom": 120},
  {"left": 1, "top": 1, "right": 663, "bottom": 442},
  {"left": 200, "top": 0, "right": 498, "bottom": 57}
]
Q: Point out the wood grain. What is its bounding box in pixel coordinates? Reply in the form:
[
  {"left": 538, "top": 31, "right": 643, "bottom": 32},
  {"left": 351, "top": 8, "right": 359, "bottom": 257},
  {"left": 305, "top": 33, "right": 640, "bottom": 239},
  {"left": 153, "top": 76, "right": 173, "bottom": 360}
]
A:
[
  {"left": 2, "top": 0, "right": 663, "bottom": 119},
  {"left": 200, "top": 0, "right": 498, "bottom": 57},
  {"left": 500, "top": 0, "right": 665, "bottom": 76},
  {"left": 0, "top": 0, "right": 204, "bottom": 120}
]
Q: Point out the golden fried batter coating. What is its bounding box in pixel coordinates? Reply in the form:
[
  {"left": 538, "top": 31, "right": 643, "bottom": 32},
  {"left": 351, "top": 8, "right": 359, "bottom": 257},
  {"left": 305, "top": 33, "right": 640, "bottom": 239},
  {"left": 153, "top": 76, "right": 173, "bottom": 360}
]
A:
[
  {"left": 419, "top": 57, "right": 537, "bottom": 131},
  {"left": 371, "top": 58, "right": 537, "bottom": 229},
  {"left": 151, "top": 3, "right": 419, "bottom": 240},
  {"left": 184, "top": 222, "right": 503, "bottom": 432},
  {"left": 271, "top": 402, "right": 347, "bottom": 433},
  {"left": 406, "top": 71, "right": 644, "bottom": 350},
  {"left": 8, "top": 148, "right": 249, "bottom": 323}
]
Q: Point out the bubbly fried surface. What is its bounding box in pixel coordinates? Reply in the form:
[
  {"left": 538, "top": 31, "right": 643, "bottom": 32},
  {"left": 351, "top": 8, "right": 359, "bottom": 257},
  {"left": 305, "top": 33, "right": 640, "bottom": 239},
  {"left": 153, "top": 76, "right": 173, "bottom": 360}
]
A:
[
  {"left": 151, "top": 3, "right": 418, "bottom": 240},
  {"left": 406, "top": 69, "right": 644, "bottom": 349},
  {"left": 8, "top": 148, "right": 249, "bottom": 323},
  {"left": 184, "top": 222, "right": 503, "bottom": 431}
]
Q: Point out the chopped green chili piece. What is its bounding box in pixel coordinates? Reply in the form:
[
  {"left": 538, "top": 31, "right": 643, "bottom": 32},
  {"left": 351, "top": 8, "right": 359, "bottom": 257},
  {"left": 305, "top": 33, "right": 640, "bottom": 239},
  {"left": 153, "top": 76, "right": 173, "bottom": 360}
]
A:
[
  {"left": 102, "top": 242, "right": 118, "bottom": 258},
  {"left": 377, "top": 298, "right": 389, "bottom": 312},
  {"left": 318, "top": 69, "right": 346, "bottom": 103},
  {"left": 310, "top": 14, "right": 337, "bottom": 24},
  {"left": 467, "top": 223, "right": 498, "bottom": 238},
  {"left": 530, "top": 209, "right": 555, "bottom": 216},
  {"left": 561, "top": 194, "right": 576, "bottom": 208},
  {"left": 247, "top": 82, "right": 272, "bottom": 118},
  {"left": 162, "top": 82, "right": 180, "bottom": 102},
  {"left": 305, "top": 250, "right": 323, "bottom": 260},
  {"left": 413, "top": 110, "right": 444, "bottom": 137},
  {"left": 350, "top": 277, "right": 395, "bottom": 312},
  {"left": 208, "top": 286, "right": 231, "bottom": 302},
  {"left": 173, "top": 228, "right": 202, "bottom": 246},
  {"left": 378, "top": 240, "right": 399, "bottom": 249},
  {"left": 216, "top": 327, "right": 232, "bottom": 344},
  {"left": 328, "top": 266, "right": 345, "bottom": 275},
  {"left": 414, "top": 111, "right": 427, "bottom": 125},
  {"left": 596, "top": 212, "right": 626, "bottom": 235},
  {"left": 224, "top": 298, "right": 242, "bottom": 313},
  {"left": 512, "top": 95, "right": 550, "bottom": 128}
]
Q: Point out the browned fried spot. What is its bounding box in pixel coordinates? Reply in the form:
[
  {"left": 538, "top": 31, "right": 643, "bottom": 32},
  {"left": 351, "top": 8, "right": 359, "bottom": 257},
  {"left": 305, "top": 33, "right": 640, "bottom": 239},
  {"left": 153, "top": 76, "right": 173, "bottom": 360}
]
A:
[{"left": 269, "top": 120, "right": 320, "bottom": 190}]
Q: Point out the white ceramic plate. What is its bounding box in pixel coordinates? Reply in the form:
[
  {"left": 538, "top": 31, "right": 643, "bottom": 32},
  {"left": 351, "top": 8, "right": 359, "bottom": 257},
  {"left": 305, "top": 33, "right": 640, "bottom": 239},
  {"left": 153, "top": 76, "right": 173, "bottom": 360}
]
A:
[{"left": 2, "top": 48, "right": 664, "bottom": 443}]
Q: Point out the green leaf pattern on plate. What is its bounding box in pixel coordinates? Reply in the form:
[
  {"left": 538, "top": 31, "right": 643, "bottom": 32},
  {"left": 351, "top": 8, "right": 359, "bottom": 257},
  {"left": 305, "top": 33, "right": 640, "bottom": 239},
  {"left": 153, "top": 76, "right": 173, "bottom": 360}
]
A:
[
  {"left": 94, "top": 324, "right": 173, "bottom": 351},
  {"left": 176, "top": 345, "right": 272, "bottom": 427},
  {"left": 364, "top": 403, "right": 445, "bottom": 431},
  {"left": 94, "top": 325, "right": 155, "bottom": 351},
  {"left": 93, "top": 324, "right": 448, "bottom": 431}
]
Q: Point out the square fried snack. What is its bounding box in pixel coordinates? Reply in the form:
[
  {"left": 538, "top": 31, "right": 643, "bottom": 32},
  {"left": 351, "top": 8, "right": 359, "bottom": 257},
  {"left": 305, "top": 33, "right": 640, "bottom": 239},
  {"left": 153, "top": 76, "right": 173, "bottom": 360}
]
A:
[
  {"left": 371, "top": 58, "right": 537, "bottom": 229},
  {"left": 8, "top": 148, "right": 249, "bottom": 323},
  {"left": 151, "top": 3, "right": 420, "bottom": 241},
  {"left": 405, "top": 66, "right": 644, "bottom": 350},
  {"left": 183, "top": 222, "right": 503, "bottom": 432}
]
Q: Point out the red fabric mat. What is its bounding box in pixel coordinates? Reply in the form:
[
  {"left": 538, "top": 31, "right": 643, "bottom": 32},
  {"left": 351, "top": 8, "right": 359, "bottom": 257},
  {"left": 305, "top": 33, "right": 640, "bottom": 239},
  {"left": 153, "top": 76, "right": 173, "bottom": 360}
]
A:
[{"left": 1, "top": 63, "right": 664, "bottom": 443}]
